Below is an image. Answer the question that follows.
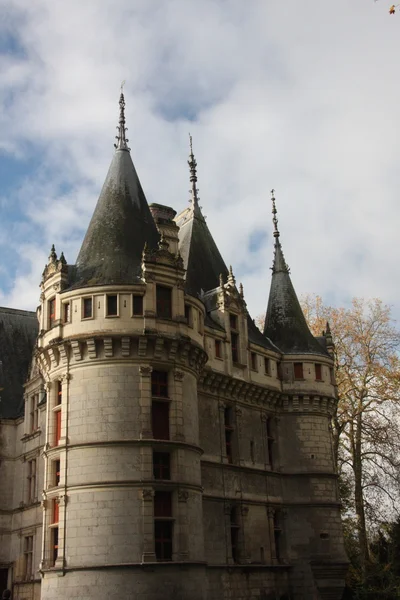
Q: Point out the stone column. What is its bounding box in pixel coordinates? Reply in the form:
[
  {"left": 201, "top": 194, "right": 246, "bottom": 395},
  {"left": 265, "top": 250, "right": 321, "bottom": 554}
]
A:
[
  {"left": 177, "top": 490, "right": 189, "bottom": 561},
  {"left": 172, "top": 369, "right": 185, "bottom": 442},
  {"left": 141, "top": 489, "right": 156, "bottom": 562},
  {"left": 139, "top": 366, "right": 153, "bottom": 439}
]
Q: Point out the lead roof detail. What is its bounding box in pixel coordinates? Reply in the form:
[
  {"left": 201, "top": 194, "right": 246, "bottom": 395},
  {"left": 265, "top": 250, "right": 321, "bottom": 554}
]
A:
[
  {"left": 263, "top": 191, "right": 329, "bottom": 356},
  {"left": 72, "top": 92, "right": 159, "bottom": 288},
  {"left": 176, "top": 136, "right": 229, "bottom": 296}
]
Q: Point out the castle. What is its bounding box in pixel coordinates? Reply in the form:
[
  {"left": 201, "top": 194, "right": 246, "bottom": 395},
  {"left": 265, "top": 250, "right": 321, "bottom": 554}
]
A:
[{"left": 0, "top": 93, "right": 347, "bottom": 600}]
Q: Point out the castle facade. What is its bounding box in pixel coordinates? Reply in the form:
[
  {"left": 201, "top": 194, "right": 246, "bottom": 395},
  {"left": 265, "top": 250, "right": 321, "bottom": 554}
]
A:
[{"left": 0, "top": 93, "right": 347, "bottom": 600}]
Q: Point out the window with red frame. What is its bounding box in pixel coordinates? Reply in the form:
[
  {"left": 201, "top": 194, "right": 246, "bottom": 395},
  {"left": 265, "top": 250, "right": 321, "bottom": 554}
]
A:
[
  {"left": 55, "top": 411, "right": 61, "bottom": 445},
  {"left": 152, "top": 402, "right": 169, "bottom": 440},
  {"left": 52, "top": 499, "right": 59, "bottom": 525},
  {"left": 215, "top": 339, "right": 222, "bottom": 359},
  {"left": 151, "top": 371, "right": 168, "bottom": 398},
  {"left": 156, "top": 285, "right": 172, "bottom": 319},
  {"left": 294, "top": 362, "right": 303, "bottom": 379},
  {"left": 48, "top": 298, "right": 56, "bottom": 328}
]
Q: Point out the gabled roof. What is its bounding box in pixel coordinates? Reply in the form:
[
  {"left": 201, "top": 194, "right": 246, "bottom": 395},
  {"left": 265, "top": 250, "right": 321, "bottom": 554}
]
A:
[
  {"left": 175, "top": 137, "right": 228, "bottom": 296},
  {"left": 0, "top": 307, "right": 38, "bottom": 418},
  {"left": 72, "top": 93, "right": 159, "bottom": 288},
  {"left": 263, "top": 194, "right": 329, "bottom": 357}
]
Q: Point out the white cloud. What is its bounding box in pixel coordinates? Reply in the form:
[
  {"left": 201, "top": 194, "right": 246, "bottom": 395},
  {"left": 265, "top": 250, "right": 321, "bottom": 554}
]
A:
[{"left": 1, "top": 0, "right": 400, "bottom": 323}]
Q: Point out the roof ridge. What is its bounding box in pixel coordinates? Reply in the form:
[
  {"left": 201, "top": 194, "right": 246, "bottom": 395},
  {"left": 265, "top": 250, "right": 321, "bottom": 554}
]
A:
[{"left": 0, "top": 306, "right": 36, "bottom": 317}]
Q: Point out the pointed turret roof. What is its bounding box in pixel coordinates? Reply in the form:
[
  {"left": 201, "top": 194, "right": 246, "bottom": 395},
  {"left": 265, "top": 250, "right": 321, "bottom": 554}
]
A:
[
  {"left": 72, "top": 91, "right": 159, "bottom": 288},
  {"left": 263, "top": 191, "right": 328, "bottom": 356},
  {"left": 175, "top": 136, "right": 229, "bottom": 296}
]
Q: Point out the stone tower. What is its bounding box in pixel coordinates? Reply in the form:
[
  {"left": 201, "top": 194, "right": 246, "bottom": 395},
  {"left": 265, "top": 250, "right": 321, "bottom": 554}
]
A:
[{"left": 0, "top": 92, "right": 347, "bottom": 600}]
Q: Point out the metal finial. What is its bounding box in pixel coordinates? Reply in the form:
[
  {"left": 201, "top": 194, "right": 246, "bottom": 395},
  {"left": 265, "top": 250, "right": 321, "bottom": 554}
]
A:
[
  {"left": 188, "top": 133, "right": 201, "bottom": 215},
  {"left": 114, "top": 86, "right": 130, "bottom": 151},
  {"left": 271, "top": 189, "right": 280, "bottom": 239}
]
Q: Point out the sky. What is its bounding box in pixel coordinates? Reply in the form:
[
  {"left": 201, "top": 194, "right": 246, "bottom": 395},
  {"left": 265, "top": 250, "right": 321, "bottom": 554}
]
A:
[{"left": 1, "top": 0, "right": 400, "bottom": 323}]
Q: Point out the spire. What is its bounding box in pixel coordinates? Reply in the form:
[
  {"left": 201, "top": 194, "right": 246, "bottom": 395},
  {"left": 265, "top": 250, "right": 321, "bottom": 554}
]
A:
[
  {"left": 270, "top": 190, "right": 289, "bottom": 274},
  {"left": 188, "top": 134, "right": 202, "bottom": 217},
  {"left": 72, "top": 90, "right": 159, "bottom": 288},
  {"left": 263, "top": 190, "right": 328, "bottom": 355},
  {"left": 114, "top": 82, "right": 130, "bottom": 151}
]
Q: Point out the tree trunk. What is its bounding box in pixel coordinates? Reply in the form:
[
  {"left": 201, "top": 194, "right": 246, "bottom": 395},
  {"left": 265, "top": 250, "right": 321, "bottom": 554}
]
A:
[{"left": 352, "top": 412, "right": 369, "bottom": 579}]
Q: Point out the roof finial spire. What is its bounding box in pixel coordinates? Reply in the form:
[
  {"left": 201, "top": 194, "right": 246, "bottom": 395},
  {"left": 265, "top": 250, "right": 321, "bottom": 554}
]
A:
[
  {"left": 271, "top": 189, "right": 280, "bottom": 239},
  {"left": 114, "top": 82, "right": 130, "bottom": 151},
  {"left": 188, "top": 133, "right": 201, "bottom": 216}
]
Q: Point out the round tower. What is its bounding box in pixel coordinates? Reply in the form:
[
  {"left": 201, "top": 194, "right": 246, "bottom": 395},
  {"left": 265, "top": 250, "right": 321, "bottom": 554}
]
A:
[{"left": 36, "top": 94, "right": 208, "bottom": 600}]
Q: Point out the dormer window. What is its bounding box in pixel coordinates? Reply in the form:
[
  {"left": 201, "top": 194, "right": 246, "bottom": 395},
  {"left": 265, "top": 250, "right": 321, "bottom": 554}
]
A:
[
  {"left": 106, "top": 294, "right": 118, "bottom": 317},
  {"left": 229, "top": 313, "right": 238, "bottom": 330},
  {"left": 315, "top": 364, "right": 322, "bottom": 381},
  {"left": 82, "top": 297, "right": 93, "bottom": 319},
  {"left": 294, "top": 363, "right": 304, "bottom": 379},
  {"left": 156, "top": 285, "right": 172, "bottom": 319}
]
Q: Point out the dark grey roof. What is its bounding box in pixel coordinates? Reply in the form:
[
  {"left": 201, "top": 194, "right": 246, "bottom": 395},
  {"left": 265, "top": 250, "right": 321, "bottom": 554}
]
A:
[
  {"left": 71, "top": 148, "right": 160, "bottom": 288},
  {"left": 264, "top": 241, "right": 329, "bottom": 356},
  {"left": 0, "top": 307, "right": 38, "bottom": 418},
  {"left": 176, "top": 206, "right": 229, "bottom": 296},
  {"left": 247, "top": 315, "right": 280, "bottom": 353}
]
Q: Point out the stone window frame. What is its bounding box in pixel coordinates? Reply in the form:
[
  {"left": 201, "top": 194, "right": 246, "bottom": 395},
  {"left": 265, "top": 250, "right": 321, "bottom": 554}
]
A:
[
  {"left": 293, "top": 362, "right": 304, "bottom": 380},
  {"left": 62, "top": 301, "right": 70, "bottom": 324},
  {"left": 81, "top": 295, "right": 94, "bottom": 320},
  {"left": 250, "top": 352, "right": 258, "bottom": 372},
  {"left": 48, "top": 297, "right": 56, "bottom": 329},
  {"left": 154, "top": 490, "right": 174, "bottom": 562},
  {"left": 105, "top": 293, "right": 119, "bottom": 318},
  {"left": 132, "top": 294, "right": 144, "bottom": 317},
  {"left": 315, "top": 363, "right": 322, "bottom": 381},
  {"left": 23, "top": 535, "right": 34, "bottom": 580},
  {"left": 26, "top": 458, "right": 37, "bottom": 504}
]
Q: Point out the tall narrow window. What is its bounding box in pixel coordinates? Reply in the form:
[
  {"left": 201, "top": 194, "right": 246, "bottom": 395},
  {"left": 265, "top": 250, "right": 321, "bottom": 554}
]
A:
[
  {"left": 132, "top": 295, "right": 143, "bottom": 316},
  {"left": 30, "top": 395, "right": 38, "bottom": 432},
  {"left": 266, "top": 417, "right": 274, "bottom": 469},
  {"left": 152, "top": 371, "right": 168, "bottom": 398},
  {"left": 154, "top": 491, "right": 173, "bottom": 561},
  {"left": 152, "top": 402, "right": 169, "bottom": 440},
  {"left": 83, "top": 297, "right": 92, "bottom": 319},
  {"left": 23, "top": 536, "right": 33, "bottom": 580},
  {"left": 48, "top": 298, "right": 56, "bottom": 328},
  {"left": 153, "top": 452, "right": 171, "bottom": 480},
  {"left": 57, "top": 381, "right": 62, "bottom": 405},
  {"left": 55, "top": 410, "right": 62, "bottom": 446},
  {"left": 315, "top": 363, "right": 322, "bottom": 381},
  {"left": 229, "top": 314, "right": 238, "bottom": 330},
  {"left": 54, "top": 460, "right": 61, "bottom": 486},
  {"left": 264, "top": 357, "right": 271, "bottom": 375},
  {"left": 215, "top": 339, "right": 222, "bottom": 359},
  {"left": 273, "top": 511, "right": 282, "bottom": 562},
  {"left": 156, "top": 285, "right": 172, "bottom": 319},
  {"left": 294, "top": 362, "right": 303, "bottom": 379},
  {"left": 52, "top": 527, "right": 59, "bottom": 566},
  {"left": 224, "top": 407, "right": 234, "bottom": 463},
  {"left": 27, "top": 459, "right": 36, "bottom": 503},
  {"left": 231, "top": 333, "right": 239, "bottom": 364},
  {"left": 230, "top": 506, "right": 239, "bottom": 563},
  {"left": 52, "top": 499, "right": 59, "bottom": 525},
  {"left": 251, "top": 352, "right": 257, "bottom": 371},
  {"left": 184, "top": 304, "right": 192, "bottom": 326},
  {"left": 63, "top": 302, "right": 70, "bottom": 323},
  {"left": 106, "top": 294, "right": 118, "bottom": 316}
]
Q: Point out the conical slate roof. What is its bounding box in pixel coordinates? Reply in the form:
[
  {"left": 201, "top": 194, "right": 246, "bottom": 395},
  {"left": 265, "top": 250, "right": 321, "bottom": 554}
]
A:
[
  {"left": 72, "top": 93, "right": 159, "bottom": 288},
  {"left": 176, "top": 138, "right": 229, "bottom": 296},
  {"left": 263, "top": 195, "right": 328, "bottom": 356}
]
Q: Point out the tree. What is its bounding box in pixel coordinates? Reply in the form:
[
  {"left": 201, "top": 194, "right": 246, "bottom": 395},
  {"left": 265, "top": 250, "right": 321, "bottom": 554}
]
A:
[{"left": 300, "top": 296, "right": 400, "bottom": 579}]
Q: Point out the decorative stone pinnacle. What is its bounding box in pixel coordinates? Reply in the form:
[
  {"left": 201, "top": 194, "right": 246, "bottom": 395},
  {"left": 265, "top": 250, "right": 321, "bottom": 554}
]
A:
[
  {"left": 59, "top": 252, "right": 66, "bottom": 265},
  {"left": 114, "top": 85, "right": 130, "bottom": 151},
  {"left": 49, "top": 244, "right": 57, "bottom": 263},
  {"left": 271, "top": 189, "right": 280, "bottom": 239},
  {"left": 326, "top": 321, "right": 331, "bottom": 335},
  {"left": 239, "top": 282, "right": 244, "bottom": 297},
  {"left": 219, "top": 273, "right": 224, "bottom": 287},
  {"left": 228, "top": 265, "right": 236, "bottom": 285}
]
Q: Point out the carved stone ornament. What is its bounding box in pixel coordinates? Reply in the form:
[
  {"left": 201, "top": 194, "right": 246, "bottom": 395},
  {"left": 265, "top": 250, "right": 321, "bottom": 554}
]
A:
[
  {"left": 173, "top": 370, "right": 184, "bottom": 381},
  {"left": 241, "top": 506, "right": 249, "bottom": 517},
  {"left": 142, "top": 489, "right": 154, "bottom": 501},
  {"left": 139, "top": 365, "right": 153, "bottom": 377},
  {"left": 178, "top": 490, "right": 189, "bottom": 502}
]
